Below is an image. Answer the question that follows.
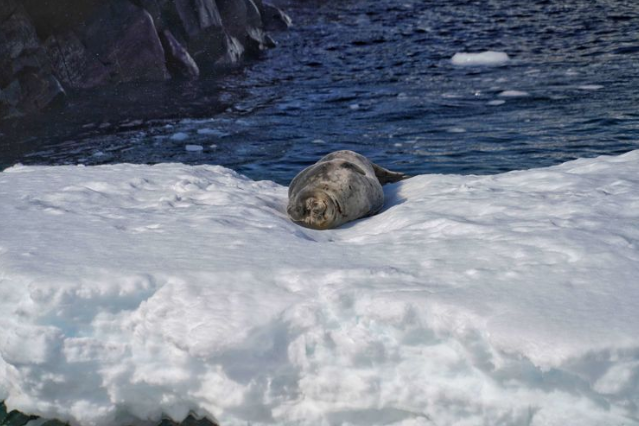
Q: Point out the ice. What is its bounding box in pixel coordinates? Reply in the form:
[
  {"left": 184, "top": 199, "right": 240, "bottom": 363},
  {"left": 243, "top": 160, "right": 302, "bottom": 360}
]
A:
[
  {"left": 578, "top": 85, "right": 604, "bottom": 91},
  {"left": 498, "top": 90, "right": 530, "bottom": 97},
  {"left": 170, "top": 132, "right": 190, "bottom": 141},
  {"left": 451, "top": 51, "right": 510, "bottom": 66},
  {"left": 1, "top": 151, "right": 639, "bottom": 426},
  {"left": 487, "top": 100, "right": 506, "bottom": 106},
  {"left": 185, "top": 145, "right": 204, "bottom": 152},
  {"left": 197, "top": 129, "right": 230, "bottom": 137}
]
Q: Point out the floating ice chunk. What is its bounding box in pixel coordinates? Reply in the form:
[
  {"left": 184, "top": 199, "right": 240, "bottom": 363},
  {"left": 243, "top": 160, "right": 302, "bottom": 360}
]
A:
[
  {"left": 170, "top": 132, "right": 190, "bottom": 141},
  {"left": 498, "top": 90, "right": 530, "bottom": 97},
  {"left": 447, "top": 127, "right": 466, "bottom": 133},
  {"left": 487, "top": 100, "right": 506, "bottom": 106},
  {"left": 185, "top": 145, "right": 203, "bottom": 152},
  {"left": 578, "top": 85, "right": 604, "bottom": 90},
  {"left": 349, "top": 103, "right": 360, "bottom": 110},
  {"left": 451, "top": 51, "right": 510, "bottom": 66},
  {"left": 197, "top": 128, "right": 230, "bottom": 137}
]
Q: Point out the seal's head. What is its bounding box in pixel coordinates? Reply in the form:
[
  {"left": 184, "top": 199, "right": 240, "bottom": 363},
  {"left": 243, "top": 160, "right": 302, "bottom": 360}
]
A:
[{"left": 287, "top": 190, "right": 340, "bottom": 230}]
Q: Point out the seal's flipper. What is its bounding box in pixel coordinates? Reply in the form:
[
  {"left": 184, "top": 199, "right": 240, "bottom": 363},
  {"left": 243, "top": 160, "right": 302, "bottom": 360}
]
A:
[{"left": 372, "top": 163, "right": 410, "bottom": 185}]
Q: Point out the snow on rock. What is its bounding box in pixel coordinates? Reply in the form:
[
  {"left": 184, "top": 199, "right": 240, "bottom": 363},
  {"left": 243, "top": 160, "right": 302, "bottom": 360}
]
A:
[
  {"left": 451, "top": 51, "right": 510, "bottom": 66},
  {"left": 2, "top": 151, "right": 639, "bottom": 426}
]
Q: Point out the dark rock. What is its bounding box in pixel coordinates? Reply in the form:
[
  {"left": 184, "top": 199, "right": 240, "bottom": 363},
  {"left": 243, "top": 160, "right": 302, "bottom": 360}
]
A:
[
  {"left": 216, "top": 0, "right": 269, "bottom": 55},
  {"left": 40, "top": 420, "right": 69, "bottom": 426},
  {"left": 0, "top": 402, "right": 7, "bottom": 424},
  {"left": 0, "top": 79, "right": 22, "bottom": 106},
  {"left": 1, "top": 410, "right": 35, "bottom": 426},
  {"left": 16, "top": 71, "right": 65, "bottom": 112},
  {"left": 80, "top": 1, "right": 170, "bottom": 84},
  {"left": 159, "top": 414, "right": 219, "bottom": 426},
  {"left": 215, "top": 33, "right": 244, "bottom": 65},
  {"left": 21, "top": 0, "right": 103, "bottom": 38},
  {"left": 173, "top": 0, "right": 224, "bottom": 39},
  {"left": 43, "top": 31, "right": 111, "bottom": 89},
  {"left": 261, "top": 2, "right": 292, "bottom": 31},
  {"left": 2, "top": 0, "right": 288, "bottom": 119},
  {"left": 151, "top": 0, "right": 237, "bottom": 65},
  {"left": 0, "top": 0, "right": 18, "bottom": 22},
  {"left": 0, "top": 2, "right": 66, "bottom": 118},
  {"left": 160, "top": 29, "right": 200, "bottom": 79},
  {"left": 135, "top": 0, "right": 164, "bottom": 29}
]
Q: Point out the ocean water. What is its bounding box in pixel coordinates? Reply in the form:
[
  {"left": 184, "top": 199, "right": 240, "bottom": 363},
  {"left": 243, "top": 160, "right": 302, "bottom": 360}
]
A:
[{"left": 2, "top": 0, "right": 639, "bottom": 185}]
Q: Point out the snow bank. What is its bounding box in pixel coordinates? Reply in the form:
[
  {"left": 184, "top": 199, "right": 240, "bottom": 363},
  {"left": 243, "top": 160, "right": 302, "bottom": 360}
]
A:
[
  {"left": 1, "top": 151, "right": 639, "bottom": 426},
  {"left": 451, "top": 51, "right": 510, "bottom": 66}
]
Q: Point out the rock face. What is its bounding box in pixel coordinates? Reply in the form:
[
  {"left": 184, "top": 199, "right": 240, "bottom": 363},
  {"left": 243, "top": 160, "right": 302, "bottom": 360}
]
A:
[
  {"left": 0, "top": 0, "right": 66, "bottom": 118},
  {"left": 0, "top": 0, "right": 291, "bottom": 119}
]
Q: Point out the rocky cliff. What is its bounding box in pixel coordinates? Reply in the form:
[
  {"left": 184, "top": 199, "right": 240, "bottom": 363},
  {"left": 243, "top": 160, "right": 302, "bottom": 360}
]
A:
[{"left": 0, "top": 0, "right": 291, "bottom": 120}]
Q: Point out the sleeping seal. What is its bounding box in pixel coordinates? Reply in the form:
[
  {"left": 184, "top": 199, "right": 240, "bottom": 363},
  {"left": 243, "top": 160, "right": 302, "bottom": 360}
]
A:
[{"left": 287, "top": 150, "right": 408, "bottom": 230}]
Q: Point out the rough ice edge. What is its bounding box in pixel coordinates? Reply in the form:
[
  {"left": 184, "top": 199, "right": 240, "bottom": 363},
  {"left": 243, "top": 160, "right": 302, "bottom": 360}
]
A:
[{"left": 1, "top": 151, "right": 639, "bottom": 426}]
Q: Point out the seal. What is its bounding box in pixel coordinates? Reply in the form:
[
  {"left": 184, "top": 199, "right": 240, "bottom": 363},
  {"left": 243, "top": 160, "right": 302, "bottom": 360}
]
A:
[{"left": 287, "top": 150, "right": 408, "bottom": 230}]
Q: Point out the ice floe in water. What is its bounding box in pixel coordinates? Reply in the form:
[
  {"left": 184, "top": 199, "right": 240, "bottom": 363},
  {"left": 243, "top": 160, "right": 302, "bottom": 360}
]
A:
[
  {"left": 498, "top": 90, "right": 530, "bottom": 97},
  {"left": 578, "top": 85, "right": 604, "bottom": 91},
  {"left": 451, "top": 51, "right": 510, "bottom": 66},
  {"left": 1, "top": 151, "right": 639, "bottom": 426},
  {"left": 170, "top": 132, "right": 190, "bottom": 141},
  {"left": 197, "top": 128, "right": 230, "bottom": 137},
  {"left": 185, "top": 144, "right": 204, "bottom": 152}
]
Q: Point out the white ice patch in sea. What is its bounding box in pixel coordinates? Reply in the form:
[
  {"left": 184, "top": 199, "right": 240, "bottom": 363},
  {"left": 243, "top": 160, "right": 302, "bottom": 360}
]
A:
[
  {"left": 487, "top": 99, "right": 506, "bottom": 106},
  {"left": 578, "top": 85, "right": 604, "bottom": 91},
  {"left": 2, "top": 151, "right": 639, "bottom": 426},
  {"left": 197, "top": 128, "right": 230, "bottom": 137},
  {"left": 451, "top": 51, "right": 510, "bottom": 66},
  {"left": 169, "top": 132, "right": 190, "bottom": 141},
  {"left": 498, "top": 90, "right": 530, "bottom": 97},
  {"left": 185, "top": 145, "right": 204, "bottom": 152}
]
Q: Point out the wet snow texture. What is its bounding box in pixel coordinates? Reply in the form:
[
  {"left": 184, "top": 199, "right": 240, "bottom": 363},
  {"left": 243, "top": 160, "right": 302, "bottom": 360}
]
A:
[{"left": 1, "top": 152, "right": 639, "bottom": 426}]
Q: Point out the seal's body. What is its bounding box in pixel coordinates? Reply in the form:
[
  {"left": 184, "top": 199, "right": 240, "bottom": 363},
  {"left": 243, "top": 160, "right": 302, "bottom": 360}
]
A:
[{"left": 287, "top": 150, "right": 407, "bottom": 230}]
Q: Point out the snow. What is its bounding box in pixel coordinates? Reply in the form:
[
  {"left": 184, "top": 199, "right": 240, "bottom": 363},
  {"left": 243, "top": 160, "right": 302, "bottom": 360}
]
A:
[
  {"left": 1, "top": 151, "right": 639, "bottom": 426},
  {"left": 451, "top": 51, "right": 510, "bottom": 66}
]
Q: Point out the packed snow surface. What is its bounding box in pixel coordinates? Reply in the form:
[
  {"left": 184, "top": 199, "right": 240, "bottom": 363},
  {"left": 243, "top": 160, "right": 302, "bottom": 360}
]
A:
[
  {"left": 2, "top": 151, "right": 639, "bottom": 426},
  {"left": 451, "top": 51, "right": 510, "bottom": 66}
]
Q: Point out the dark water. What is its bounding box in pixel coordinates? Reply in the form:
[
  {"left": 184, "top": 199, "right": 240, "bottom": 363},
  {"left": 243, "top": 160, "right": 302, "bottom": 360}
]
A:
[{"left": 2, "top": 0, "right": 639, "bottom": 185}]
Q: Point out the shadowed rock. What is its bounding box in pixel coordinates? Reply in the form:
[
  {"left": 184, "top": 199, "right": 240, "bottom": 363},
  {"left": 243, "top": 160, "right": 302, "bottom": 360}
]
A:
[
  {"left": 0, "top": 1, "right": 65, "bottom": 118},
  {"left": 81, "top": 1, "right": 170, "bottom": 83},
  {"left": 0, "top": 0, "right": 290, "bottom": 119},
  {"left": 261, "top": 2, "right": 292, "bottom": 31},
  {"left": 160, "top": 29, "right": 200, "bottom": 79}
]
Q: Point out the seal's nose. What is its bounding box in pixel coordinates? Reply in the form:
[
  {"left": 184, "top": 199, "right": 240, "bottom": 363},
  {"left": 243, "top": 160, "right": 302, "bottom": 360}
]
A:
[{"left": 311, "top": 201, "right": 326, "bottom": 217}]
